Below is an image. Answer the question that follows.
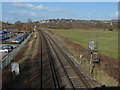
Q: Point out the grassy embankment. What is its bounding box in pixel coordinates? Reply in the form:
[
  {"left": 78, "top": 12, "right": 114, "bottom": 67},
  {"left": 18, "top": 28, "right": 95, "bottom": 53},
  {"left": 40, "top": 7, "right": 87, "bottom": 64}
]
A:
[
  {"left": 47, "top": 28, "right": 118, "bottom": 86},
  {"left": 49, "top": 29, "right": 118, "bottom": 60}
]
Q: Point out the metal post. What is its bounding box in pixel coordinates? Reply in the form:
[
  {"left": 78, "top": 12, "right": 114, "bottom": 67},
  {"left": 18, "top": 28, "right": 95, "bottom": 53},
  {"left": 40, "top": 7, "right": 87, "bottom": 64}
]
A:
[
  {"left": 90, "top": 52, "right": 93, "bottom": 75},
  {"left": 90, "top": 52, "right": 92, "bottom": 64},
  {"left": 96, "top": 40, "right": 98, "bottom": 60}
]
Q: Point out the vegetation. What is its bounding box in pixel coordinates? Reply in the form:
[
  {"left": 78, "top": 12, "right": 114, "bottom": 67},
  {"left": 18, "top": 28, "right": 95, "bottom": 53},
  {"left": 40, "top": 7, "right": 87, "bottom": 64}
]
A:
[
  {"left": 49, "top": 29, "right": 118, "bottom": 60},
  {"left": 39, "top": 19, "right": 118, "bottom": 31},
  {"left": 1, "top": 19, "right": 34, "bottom": 31}
]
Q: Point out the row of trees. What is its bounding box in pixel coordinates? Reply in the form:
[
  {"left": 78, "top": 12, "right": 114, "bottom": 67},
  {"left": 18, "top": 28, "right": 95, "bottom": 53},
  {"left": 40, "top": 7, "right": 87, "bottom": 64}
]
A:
[{"left": 2, "top": 19, "right": 34, "bottom": 31}]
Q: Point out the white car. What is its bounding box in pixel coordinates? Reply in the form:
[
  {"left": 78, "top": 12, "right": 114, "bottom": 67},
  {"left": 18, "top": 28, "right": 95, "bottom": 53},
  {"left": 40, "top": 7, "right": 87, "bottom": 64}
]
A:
[
  {"left": 0, "top": 48, "right": 8, "bottom": 53},
  {"left": 12, "top": 40, "right": 19, "bottom": 42}
]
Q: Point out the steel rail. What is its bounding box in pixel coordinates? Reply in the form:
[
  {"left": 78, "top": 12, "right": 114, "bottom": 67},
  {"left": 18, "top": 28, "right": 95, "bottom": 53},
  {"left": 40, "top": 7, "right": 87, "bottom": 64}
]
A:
[
  {"left": 45, "top": 33, "right": 75, "bottom": 89},
  {"left": 40, "top": 31, "right": 60, "bottom": 88},
  {"left": 45, "top": 31, "right": 92, "bottom": 89},
  {"left": 39, "top": 32, "right": 42, "bottom": 88}
]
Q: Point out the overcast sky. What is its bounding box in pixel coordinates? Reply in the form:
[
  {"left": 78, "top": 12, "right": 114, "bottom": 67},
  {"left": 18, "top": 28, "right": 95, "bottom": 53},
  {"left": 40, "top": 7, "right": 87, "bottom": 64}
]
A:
[{"left": 2, "top": 2, "right": 118, "bottom": 23}]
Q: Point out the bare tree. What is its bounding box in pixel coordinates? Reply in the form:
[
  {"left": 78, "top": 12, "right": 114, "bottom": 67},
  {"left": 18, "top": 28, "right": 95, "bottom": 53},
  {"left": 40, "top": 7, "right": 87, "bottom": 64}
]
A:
[{"left": 14, "top": 21, "right": 22, "bottom": 30}]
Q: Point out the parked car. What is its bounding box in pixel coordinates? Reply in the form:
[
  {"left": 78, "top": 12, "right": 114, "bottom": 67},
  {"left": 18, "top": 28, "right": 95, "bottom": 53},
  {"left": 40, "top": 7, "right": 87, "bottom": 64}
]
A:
[
  {"left": 0, "top": 40, "right": 9, "bottom": 43},
  {"left": 2, "top": 34, "right": 6, "bottom": 40},
  {"left": 0, "top": 47, "right": 8, "bottom": 53},
  {"left": 3, "top": 45, "right": 13, "bottom": 49},
  {"left": 1, "top": 45, "right": 13, "bottom": 52},
  {"left": 6, "top": 32, "right": 11, "bottom": 38},
  {"left": 19, "top": 37, "right": 24, "bottom": 41},
  {"left": 19, "top": 35, "right": 26, "bottom": 41},
  {"left": 1, "top": 33, "right": 10, "bottom": 40},
  {"left": 12, "top": 38, "right": 22, "bottom": 43}
]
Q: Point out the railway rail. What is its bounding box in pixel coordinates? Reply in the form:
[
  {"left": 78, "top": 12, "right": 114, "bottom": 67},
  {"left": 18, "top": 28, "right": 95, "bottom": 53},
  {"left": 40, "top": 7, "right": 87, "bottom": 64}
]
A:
[
  {"left": 39, "top": 33, "right": 42, "bottom": 88},
  {"left": 44, "top": 31, "right": 92, "bottom": 89},
  {"left": 39, "top": 31, "right": 60, "bottom": 88}
]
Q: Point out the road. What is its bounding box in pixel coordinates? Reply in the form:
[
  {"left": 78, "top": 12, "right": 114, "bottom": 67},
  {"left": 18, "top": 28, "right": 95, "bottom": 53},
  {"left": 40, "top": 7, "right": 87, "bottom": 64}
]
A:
[{"left": 2, "top": 30, "right": 102, "bottom": 89}]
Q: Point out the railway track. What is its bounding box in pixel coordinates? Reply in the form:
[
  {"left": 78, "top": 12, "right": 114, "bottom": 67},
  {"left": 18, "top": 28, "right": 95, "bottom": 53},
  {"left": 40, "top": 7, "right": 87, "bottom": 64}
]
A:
[
  {"left": 39, "top": 31, "right": 60, "bottom": 88},
  {"left": 39, "top": 33, "right": 42, "bottom": 88},
  {"left": 43, "top": 31, "right": 92, "bottom": 89},
  {"left": 4, "top": 30, "right": 96, "bottom": 89}
]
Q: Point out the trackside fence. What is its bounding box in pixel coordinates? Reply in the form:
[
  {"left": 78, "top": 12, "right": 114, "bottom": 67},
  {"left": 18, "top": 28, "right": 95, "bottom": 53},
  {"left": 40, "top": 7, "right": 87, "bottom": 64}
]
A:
[{"left": 2, "top": 32, "right": 33, "bottom": 70}]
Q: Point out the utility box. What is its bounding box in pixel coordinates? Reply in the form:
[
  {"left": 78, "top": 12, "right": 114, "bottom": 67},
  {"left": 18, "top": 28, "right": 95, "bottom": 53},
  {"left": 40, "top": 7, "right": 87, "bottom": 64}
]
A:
[{"left": 11, "top": 62, "right": 20, "bottom": 75}]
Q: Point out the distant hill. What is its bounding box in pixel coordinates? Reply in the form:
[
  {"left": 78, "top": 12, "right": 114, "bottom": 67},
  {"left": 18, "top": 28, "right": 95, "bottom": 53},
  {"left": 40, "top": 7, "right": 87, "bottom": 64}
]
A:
[{"left": 36, "top": 19, "right": 118, "bottom": 31}]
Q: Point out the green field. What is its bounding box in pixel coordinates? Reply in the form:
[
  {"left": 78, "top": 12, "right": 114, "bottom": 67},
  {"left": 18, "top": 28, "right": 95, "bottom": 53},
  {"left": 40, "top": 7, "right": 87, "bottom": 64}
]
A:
[{"left": 49, "top": 29, "right": 118, "bottom": 60}]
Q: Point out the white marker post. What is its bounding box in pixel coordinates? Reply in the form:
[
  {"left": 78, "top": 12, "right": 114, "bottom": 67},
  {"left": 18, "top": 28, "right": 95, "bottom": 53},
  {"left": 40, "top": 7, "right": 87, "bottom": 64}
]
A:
[{"left": 80, "top": 55, "right": 83, "bottom": 64}]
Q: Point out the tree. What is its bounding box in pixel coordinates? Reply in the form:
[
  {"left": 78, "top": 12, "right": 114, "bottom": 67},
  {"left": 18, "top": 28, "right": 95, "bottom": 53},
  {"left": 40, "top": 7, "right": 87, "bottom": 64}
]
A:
[
  {"left": 14, "top": 21, "right": 22, "bottom": 30},
  {"left": 27, "top": 19, "right": 33, "bottom": 31},
  {"left": 28, "top": 19, "right": 32, "bottom": 23}
]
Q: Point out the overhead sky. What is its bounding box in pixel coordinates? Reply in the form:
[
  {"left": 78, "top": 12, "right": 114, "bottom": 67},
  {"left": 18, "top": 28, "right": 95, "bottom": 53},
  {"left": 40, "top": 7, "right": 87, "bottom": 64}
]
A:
[
  {"left": 2, "top": 2, "right": 118, "bottom": 23},
  {"left": 1, "top": 0, "right": 119, "bottom": 2}
]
